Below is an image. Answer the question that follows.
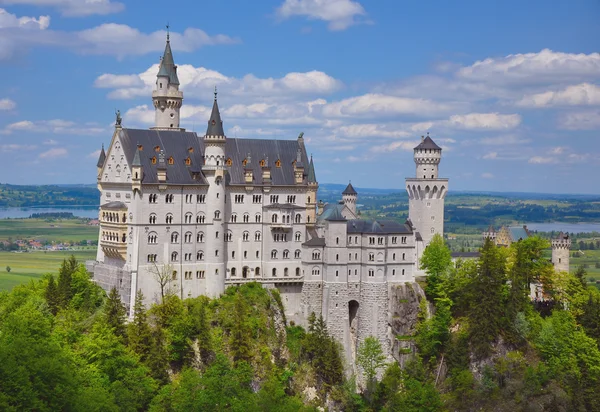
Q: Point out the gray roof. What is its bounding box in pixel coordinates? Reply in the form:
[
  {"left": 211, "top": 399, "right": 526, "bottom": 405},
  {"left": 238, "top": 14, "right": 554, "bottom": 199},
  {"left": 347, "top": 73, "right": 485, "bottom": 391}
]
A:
[
  {"left": 157, "top": 37, "right": 180, "bottom": 86},
  {"left": 307, "top": 156, "right": 316, "bottom": 183},
  {"left": 508, "top": 226, "right": 529, "bottom": 241},
  {"left": 415, "top": 135, "right": 441, "bottom": 151},
  {"left": 206, "top": 95, "right": 225, "bottom": 137},
  {"left": 116, "top": 128, "right": 310, "bottom": 186},
  {"left": 101, "top": 201, "right": 127, "bottom": 210},
  {"left": 118, "top": 128, "right": 208, "bottom": 185},
  {"left": 342, "top": 182, "right": 357, "bottom": 195},
  {"left": 347, "top": 219, "right": 412, "bottom": 234},
  {"left": 264, "top": 203, "right": 306, "bottom": 210},
  {"left": 326, "top": 206, "right": 346, "bottom": 221},
  {"left": 303, "top": 236, "right": 326, "bottom": 247},
  {"left": 132, "top": 147, "right": 141, "bottom": 167},
  {"left": 318, "top": 203, "right": 344, "bottom": 222},
  {"left": 97, "top": 145, "right": 106, "bottom": 168}
]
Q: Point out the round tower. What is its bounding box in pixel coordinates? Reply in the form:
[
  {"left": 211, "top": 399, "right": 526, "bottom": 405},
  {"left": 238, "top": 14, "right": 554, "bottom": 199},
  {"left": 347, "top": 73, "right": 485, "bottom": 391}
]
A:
[
  {"left": 552, "top": 232, "right": 571, "bottom": 273},
  {"left": 203, "top": 90, "right": 227, "bottom": 297},
  {"left": 405, "top": 133, "right": 448, "bottom": 250},
  {"left": 342, "top": 182, "right": 357, "bottom": 216},
  {"left": 151, "top": 30, "right": 184, "bottom": 131}
]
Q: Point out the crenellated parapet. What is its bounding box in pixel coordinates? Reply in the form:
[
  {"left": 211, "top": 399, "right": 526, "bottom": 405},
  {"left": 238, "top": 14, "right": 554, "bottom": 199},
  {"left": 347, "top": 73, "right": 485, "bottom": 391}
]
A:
[{"left": 405, "top": 179, "right": 448, "bottom": 200}]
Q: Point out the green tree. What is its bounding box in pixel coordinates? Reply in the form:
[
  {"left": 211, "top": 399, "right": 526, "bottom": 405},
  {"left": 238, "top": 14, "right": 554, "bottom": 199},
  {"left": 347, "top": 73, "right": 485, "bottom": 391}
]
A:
[
  {"left": 127, "top": 291, "right": 153, "bottom": 361},
  {"left": 104, "top": 287, "right": 127, "bottom": 339},
  {"left": 469, "top": 238, "right": 507, "bottom": 359},
  {"left": 57, "top": 255, "right": 78, "bottom": 307},
  {"left": 231, "top": 291, "right": 253, "bottom": 365},
  {"left": 415, "top": 297, "right": 453, "bottom": 362},
  {"left": 5, "top": 265, "right": 10, "bottom": 273},
  {"left": 45, "top": 274, "right": 60, "bottom": 315},
  {"left": 574, "top": 265, "right": 588, "bottom": 288},
  {"left": 420, "top": 233, "right": 452, "bottom": 300},
  {"left": 357, "top": 336, "right": 387, "bottom": 394}
]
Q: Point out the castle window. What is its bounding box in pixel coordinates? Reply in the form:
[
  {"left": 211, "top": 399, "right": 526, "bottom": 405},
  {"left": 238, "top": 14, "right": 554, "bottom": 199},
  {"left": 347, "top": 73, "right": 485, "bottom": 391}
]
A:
[
  {"left": 215, "top": 269, "right": 219, "bottom": 275},
  {"left": 255, "top": 231, "right": 262, "bottom": 241},
  {"left": 226, "top": 232, "right": 233, "bottom": 242},
  {"left": 295, "top": 250, "right": 301, "bottom": 259},
  {"left": 430, "top": 227, "right": 435, "bottom": 234},
  {"left": 197, "top": 214, "right": 205, "bottom": 224},
  {"left": 295, "top": 232, "right": 301, "bottom": 242},
  {"left": 234, "top": 194, "right": 244, "bottom": 204},
  {"left": 165, "top": 214, "right": 173, "bottom": 224},
  {"left": 231, "top": 268, "right": 236, "bottom": 277},
  {"left": 255, "top": 214, "right": 262, "bottom": 223},
  {"left": 336, "top": 254, "right": 339, "bottom": 261},
  {"left": 151, "top": 156, "right": 157, "bottom": 164},
  {"left": 185, "top": 157, "right": 191, "bottom": 166},
  {"left": 355, "top": 236, "right": 358, "bottom": 243},
  {"left": 185, "top": 213, "right": 193, "bottom": 224},
  {"left": 154, "top": 146, "right": 160, "bottom": 152},
  {"left": 196, "top": 271, "right": 205, "bottom": 279},
  {"left": 295, "top": 214, "right": 301, "bottom": 223},
  {"left": 402, "top": 269, "right": 405, "bottom": 276},
  {"left": 168, "top": 156, "right": 174, "bottom": 165},
  {"left": 243, "top": 231, "right": 249, "bottom": 241},
  {"left": 335, "top": 270, "right": 339, "bottom": 277},
  {"left": 312, "top": 251, "right": 321, "bottom": 260},
  {"left": 296, "top": 267, "right": 300, "bottom": 276},
  {"left": 336, "top": 237, "right": 339, "bottom": 245},
  {"left": 369, "top": 253, "right": 374, "bottom": 262},
  {"left": 253, "top": 195, "right": 262, "bottom": 204},
  {"left": 171, "top": 232, "right": 179, "bottom": 243},
  {"left": 393, "top": 253, "right": 396, "bottom": 260},
  {"left": 165, "top": 194, "right": 174, "bottom": 204},
  {"left": 402, "top": 237, "right": 407, "bottom": 244},
  {"left": 392, "top": 236, "right": 397, "bottom": 244},
  {"left": 226, "top": 158, "right": 232, "bottom": 166},
  {"left": 255, "top": 267, "right": 260, "bottom": 276},
  {"left": 272, "top": 268, "right": 277, "bottom": 277},
  {"left": 197, "top": 251, "right": 204, "bottom": 260},
  {"left": 284, "top": 268, "right": 288, "bottom": 276},
  {"left": 171, "top": 252, "right": 178, "bottom": 262},
  {"left": 349, "top": 253, "right": 352, "bottom": 261},
  {"left": 392, "top": 269, "right": 396, "bottom": 276},
  {"left": 148, "top": 233, "right": 157, "bottom": 244},
  {"left": 215, "top": 250, "right": 219, "bottom": 257},
  {"left": 283, "top": 250, "right": 289, "bottom": 259},
  {"left": 368, "top": 269, "right": 374, "bottom": 277},
  {"left": 260, "top": 159, "right": 266, "bottom": 167},
  {"left": 275, "top": 159, "right": 281, "bottom": 168},
  {"left": 197, "top": 232, "right": 204, "bottom": 243},
  {"left": 172, "top": 270, "right": 177, "bottom": 280},
  {"left": 147, "top": 254, "right": 157, "bottom": 262},
  {"left": 272, "top": 214, "right": 278, "bottom": 223},
  {"left": 214, "top": 210, "right": 220, "bottom": 219},
  {"left": 231, "top": 214, "right": 237, "bottom": 223},
  {"left": 184, "top": 232, "right": 192, "bottom": 243},
  {"left": 197, "top": 194, "right": 206, "bottom": 203},
  {"left": 149, "top": 214, "right": 157, "bottom": 224},
  {"left": 271, "top": 250, "right": 278, "bottom": 259},
  {"left": 402, "top": 253, "right": 406, "bottom": 260},
  {"left": 243, "top": 213, "right": 249, "bottom": 223}
]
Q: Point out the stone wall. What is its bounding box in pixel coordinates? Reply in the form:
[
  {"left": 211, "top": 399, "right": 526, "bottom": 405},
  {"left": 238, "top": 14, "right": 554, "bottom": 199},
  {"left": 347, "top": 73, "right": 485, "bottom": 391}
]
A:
[
  {"left": 300, "top": 281, "right": 323, "bottom": 327},
  {"left": 388, "top": 282, "right": 425, "bottom": 366},
  {"left": 358, "top": 282, "right": 390, "bottom": 359},
  {"left": 91, "top": 261, "right": 132, "bottom": 311}
]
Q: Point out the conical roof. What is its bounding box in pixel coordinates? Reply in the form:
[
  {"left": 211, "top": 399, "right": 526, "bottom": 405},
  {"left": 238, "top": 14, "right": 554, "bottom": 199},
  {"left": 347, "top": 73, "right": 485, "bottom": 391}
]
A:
[
  {"left": 157, "top": 35, "right": 180, "bottom": 85},
  {"left": 414, "top": 135, "right": 441, "bottom": 150},
  {"left": 307, "top": 155, "right": 316, "bottom": 183},
  {"left": 132, "top": 147, "right": 141, "bottom": 167},
  {"left": 342, "top": 182, "right": 357, "bottom": 195},
  {"left": 96, "top": 145, "right": 106, "bottom": 168},
  {"left": 206, "top": 92, "right": 225, "bottom": 137}
]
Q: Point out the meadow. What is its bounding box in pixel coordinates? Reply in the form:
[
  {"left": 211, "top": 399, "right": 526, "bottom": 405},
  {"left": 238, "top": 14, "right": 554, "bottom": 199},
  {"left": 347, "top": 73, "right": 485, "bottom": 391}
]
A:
[
  {"left": 0, "top": 249, "right": 97, "bottom": 291},
  {"left": 0, "top": 218, "right": 99, "bottom": 243}
]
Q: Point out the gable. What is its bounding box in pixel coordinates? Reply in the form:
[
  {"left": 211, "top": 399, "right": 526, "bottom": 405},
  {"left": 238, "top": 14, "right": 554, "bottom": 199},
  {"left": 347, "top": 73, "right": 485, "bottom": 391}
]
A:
[{"left": 100, "top": 131, "right": 131, "bottom": 184}]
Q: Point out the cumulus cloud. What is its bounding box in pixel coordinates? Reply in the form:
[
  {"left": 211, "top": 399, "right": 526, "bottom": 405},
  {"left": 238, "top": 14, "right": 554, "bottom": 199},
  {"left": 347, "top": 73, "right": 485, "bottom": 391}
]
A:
[
  {"left": 558, "top": 110, "right": 600, "bottom": 130},
  {"left": 517, "top": 83, "right": 600, "bottom": 108},
  {"left": 370, "top": 140, "right": 419, "bottom": 153},
  {"left": 0, "top": 97, "right": 16, "bottom": 110},
  {"left": 0, "top": 24, "right": 237, "bottom": 61},
  {"left": 528, "top": 156, "right": 557, "bottom": 164},
  {"left": 2, "top": 119, "right": 106, "bottom": 135},
  {"left": 323, "top": 94, "right": 454, "bottom": 118},
  {"left": 0, "top": 0, "right": 124, "bottom": 16},
  {"left": 39, "top": 147, "right": 67, "bottom": 159},
  {"left": 335, "top": 124, "right": 412, "bottom": 139},
  {"left": 0, "top": 7, "right": 49, "bottom": 29},
  {"left": 447, "top": 113, "right": 521, "bottom": 130},
  {"left": 458, "top": 49, "right": 600, "bottom": 84},
  {"left": 276, "top": 0, "right": 367, "bottom": 31}
]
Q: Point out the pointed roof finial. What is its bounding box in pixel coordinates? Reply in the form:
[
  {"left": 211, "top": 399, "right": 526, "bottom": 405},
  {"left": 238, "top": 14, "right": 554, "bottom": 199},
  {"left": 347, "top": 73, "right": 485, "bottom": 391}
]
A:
[
  {"left": 214, "top": 85, "right": 218, "bottom": 101},
  {"left": 166, "top": 23, "right": 170, "bottom": 41}
]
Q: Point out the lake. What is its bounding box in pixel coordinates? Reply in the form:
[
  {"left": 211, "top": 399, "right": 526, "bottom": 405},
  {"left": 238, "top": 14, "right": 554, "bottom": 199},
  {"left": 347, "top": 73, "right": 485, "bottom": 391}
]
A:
[
  {"left": 526, "top": 222, "right": 600, "bottom": 234},
  {"left": 0, "top": 206, "right": 99, "bottom": 219}
]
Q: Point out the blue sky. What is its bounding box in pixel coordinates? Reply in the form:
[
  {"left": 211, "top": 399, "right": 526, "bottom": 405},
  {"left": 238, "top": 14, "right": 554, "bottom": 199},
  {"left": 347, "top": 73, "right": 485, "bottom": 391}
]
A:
[{"left": 0, "top": 0, "right": 599, "bottom": 193}]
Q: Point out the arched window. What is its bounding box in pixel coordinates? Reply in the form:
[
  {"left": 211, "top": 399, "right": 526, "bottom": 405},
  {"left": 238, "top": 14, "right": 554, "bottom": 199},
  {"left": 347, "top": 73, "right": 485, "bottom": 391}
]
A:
[
  {"left": 243, "top": 213, "right": 249, "bottom": 223},
  {"left": 255, "top": 267, "right": 260, "bottom": 276},
  {"left": 283, "top": 250, "right": 289, "bottom": 259},
  {"left": 185, "top": 212, "right": 193, "bottom": 224},
  {"left": 214, "top": 210, "right": 221, "bottom": 219},
  {"left": 336, "top": 237, "right": 339, "bottom": 245},
  {"left": 197, "top": 213, "right": 205, "bottom": 224},
  {"left": 197, "top": 232, "right": 204, "bottom": 243},
  {"left": 197, "top": 251, "right": 204, "bottom": 260},
  {"left": 271, "top": 250, "right": 277, "bottom": 259},
  {"left": 284, "top": 267, "right": 288, "bottom": 276},
  {"left": 272, "top": 214, "right": 278, "bottom": 223},
  {"left": 231, "top": 267, "right": 236, "bottom": 276},
  {"left": 166, "top": 213, "right": 173, "bottom": 224},
  {"left": 171, "top": 232, "right": 179, "bottom": 243},
  {"left": 402, "top": 253, "right": 406, "bottom": 260},
  {"left": 149, "top": 214, "right": 157, "bottom": 224},
  {"left": 295, "top": 214, "right": 301, "bottom": 223},
  {"left": 272, "top": 268, "right": 277, "bottom": 277},
  {"left": 231, "top": 214, "right": 237, "bottom": 223},
  {"left": 184, "top": 232, "right": 192, "bottom": 243},
  {"left": 148, "top": 232, "right": 157, "bottom": 244},
  {"left": 255, "top": 214, "right": 262, "bottom": 223},
  {"left": 295, "top": 232, "right": 301, "bottom": 242},
  {"left": 243, "top": 231, "right": 249, "bottom": 241},
  {"left": 294, "top": 249, "right": 301, "bottom": 259},
  {"left": 255, "top": 232, "right": 261, "bottom": 241},
  {"left": 296, "top": 267, "right": 300, "bottom": 276},
  {"left": 172, "top": 270, "right": 177, "bottom": 280},
  {"left": 171, "top": 252, "right": 178, "bottom": 262}
]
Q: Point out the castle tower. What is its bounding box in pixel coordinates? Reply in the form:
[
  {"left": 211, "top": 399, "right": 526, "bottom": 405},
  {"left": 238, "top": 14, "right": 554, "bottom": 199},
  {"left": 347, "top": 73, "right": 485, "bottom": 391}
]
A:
[
  {"left": 342, "top": 182, "right": 357, "bottom": 216},
  {"left": 552, "top": 232, "right": 571, "bottom": 273},
  {"left": 306, "top": 155, "right": 318, "bottom": 226},
  {"left": 483, "top": 225, "right": 497, "bottom": 243},
  {"left": 151, "top": 29, "right": 184, "bottom": 131},
  {"left": 405, "top": 134, "right": 448, "bottom": 249},
  {"left": 203, "top": 90, "right": 227, "bottom": 297}
]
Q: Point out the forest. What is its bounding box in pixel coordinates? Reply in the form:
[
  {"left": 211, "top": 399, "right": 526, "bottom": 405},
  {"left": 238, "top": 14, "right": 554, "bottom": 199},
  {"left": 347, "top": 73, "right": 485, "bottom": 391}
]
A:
[{"left": 2, "top": 236, "right": 600, "bottom": 410}]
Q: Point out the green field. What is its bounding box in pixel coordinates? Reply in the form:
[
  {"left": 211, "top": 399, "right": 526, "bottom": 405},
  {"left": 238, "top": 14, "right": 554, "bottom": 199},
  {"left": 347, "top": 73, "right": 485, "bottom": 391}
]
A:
[
  {"left": 0, "top": 218, "right": 99, "bottom": 242},
  {"left": 571, "top": 249, "right": 600, "bottom": 281},
  {"left": 0, "top": 250, "right": 97, "bottom": 291}
]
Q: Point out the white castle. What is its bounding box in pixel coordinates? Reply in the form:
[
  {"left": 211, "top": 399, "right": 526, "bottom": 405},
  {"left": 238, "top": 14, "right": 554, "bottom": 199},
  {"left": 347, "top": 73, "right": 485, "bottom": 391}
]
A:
[{"left": 90, "top": 34, "right": 448, "bottom": 363}]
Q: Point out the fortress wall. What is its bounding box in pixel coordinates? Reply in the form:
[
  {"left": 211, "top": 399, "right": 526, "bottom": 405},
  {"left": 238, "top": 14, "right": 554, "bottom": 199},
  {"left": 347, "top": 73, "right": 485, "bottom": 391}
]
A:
[{"left": 91, "top": 262, "right": 132, "bottom": 311}]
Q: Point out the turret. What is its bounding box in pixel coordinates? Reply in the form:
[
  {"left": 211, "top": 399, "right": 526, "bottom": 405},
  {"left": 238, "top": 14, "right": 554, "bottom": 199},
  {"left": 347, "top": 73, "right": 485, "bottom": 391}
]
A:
[
  {"left": 203, "top": 89, "right": 226, "bottom": 298},
  {"left": 342, "top": 182, "right": 357, "bottom": 216},
  {"left": 552, "top": 232, "right": 571, "bottom": 273},
  {"left": 294, "top": 148, "right": 304, "bottom": 185},
  {"left": 414, "top": 133, "right": 442, "bottom": 179},
  {"left": 96, "top": 144, "right": 106, "bottom": 180},
  {"left": 307, "top": 155, "right": 318, "bottom": 225},
  {"left": 131, "top": 146, "right": 142, "bottom": 193},
  {"left": 151, "top": 28, "right": 184, "bottom": 131}
]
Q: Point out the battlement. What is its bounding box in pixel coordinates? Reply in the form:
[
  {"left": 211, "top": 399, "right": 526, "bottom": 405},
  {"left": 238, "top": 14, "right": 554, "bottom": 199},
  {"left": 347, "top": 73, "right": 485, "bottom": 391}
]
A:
[{"left": 552, "top": 239, "right": 571, "bottom": 249}]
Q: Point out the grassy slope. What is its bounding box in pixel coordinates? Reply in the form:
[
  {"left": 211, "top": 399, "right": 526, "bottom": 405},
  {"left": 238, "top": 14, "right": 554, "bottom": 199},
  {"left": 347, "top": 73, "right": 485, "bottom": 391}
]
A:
[
  {"left": 0, "top": 219, "right": 99, "bottom": 242},
  {"left": 0, "top": 250, "right": 97, "bottom": 291}
]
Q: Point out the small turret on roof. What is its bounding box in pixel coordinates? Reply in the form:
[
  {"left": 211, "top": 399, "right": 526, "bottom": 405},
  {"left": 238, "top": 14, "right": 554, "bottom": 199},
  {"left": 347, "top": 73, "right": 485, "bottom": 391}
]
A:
[
  {"left": 342, "top": 182, "right": 357, "bottom": 195},
  {"left": 206, "top": 88, "right": 225, "bottom": 137},
  {"left": 96, "top": 144, "right": 106, "bottom": 168},
  {"left": 132, "top": 146, "right": 142, "bottom": 167},
  {"left": 307, "top": 155, "right": 317, "bottom": 183},
  {"left": 414, "top": 134, "right": 441, "bottom": 150}
]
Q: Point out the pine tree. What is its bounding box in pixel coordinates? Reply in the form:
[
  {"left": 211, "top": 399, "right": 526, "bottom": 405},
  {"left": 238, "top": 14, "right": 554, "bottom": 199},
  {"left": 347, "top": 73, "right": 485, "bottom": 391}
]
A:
[
  {"left": 104, "top": 287, "right": 127, "bottom": 339},
  {"left": 128, "top": 291, "right": 152, "bottom": 360},
  {"left": 231, "top": 292, "right": 252, "bottom": 365},
  {"left": 469, "top": 238, "right": 507, "bottom": 359},
  {"left": 196, "top": 302, "right": 213, "bottom": 365},
  {"left": 45, "top": 275, "right": 60, "bottom": 315},
  {"left": 57, "top": 256, "right": 78, "bottom": 307},
  {"left": 574, "top": 265, "right": 587, "bottom": 288}
]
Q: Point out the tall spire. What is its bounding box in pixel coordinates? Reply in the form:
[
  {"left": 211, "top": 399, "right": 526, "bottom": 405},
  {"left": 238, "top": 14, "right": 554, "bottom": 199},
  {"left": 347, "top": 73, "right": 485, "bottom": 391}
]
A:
[
  {"left": 307, "top": 155, "right": 317, "bottom": 183},
  {"left": 152, "top": 26, "right": 183, "bottom": 130},
  {"left": 96, "top": 144, "right": 106, "bottom": 168},
  {"left": 157, "top": 26, "right": 179, "bottom": 85},
  {"left": 132, "top": 146, "right": 142, "bottom": 167},
  {"left": 206, "top": 88, "right": 225, "bottom": 137}
]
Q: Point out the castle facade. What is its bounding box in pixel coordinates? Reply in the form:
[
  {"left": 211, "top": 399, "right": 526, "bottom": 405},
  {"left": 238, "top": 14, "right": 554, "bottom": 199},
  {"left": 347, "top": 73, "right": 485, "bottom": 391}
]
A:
[{"left": 90, "top": 35, "right": 447, "bottom": 363}]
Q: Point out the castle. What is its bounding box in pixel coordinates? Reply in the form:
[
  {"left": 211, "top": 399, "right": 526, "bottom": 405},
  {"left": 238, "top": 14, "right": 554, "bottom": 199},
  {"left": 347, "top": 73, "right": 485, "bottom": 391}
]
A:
[{"left": 89, "top": 34, "right": 447, "bottom": 364}]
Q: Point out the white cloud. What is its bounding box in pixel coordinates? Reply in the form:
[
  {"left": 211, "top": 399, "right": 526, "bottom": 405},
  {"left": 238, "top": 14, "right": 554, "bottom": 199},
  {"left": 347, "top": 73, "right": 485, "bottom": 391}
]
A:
[
  {"left": 478, "top": 134, "right": 529, "bottom": 146},
  {"left": 43, "top": 139, "right": 58, "bottom": 145},
  {"left": 517, "top": 83, "right": 600, "bottom": 108},
  {"left": 87, "top": 149, "right": 101, "bottom": 159},
  {"left": 323, "top": 94, "right": 453, "bottom": 118},
  {"left": 558, "top": 110, "right": 600, "bottom": 130},
  {"left": 0, "top": 7, "right": 49, "bottom": 29},
  {"left": 481, "top": 172, "right": 494, "bottom": 179},
  {"left": 483, "top": 152, "right": 498, "bottom": 159},
  {"left": 335, "top": 124, "right": 411, "bottom": 139},
  {"left": 0, "top": 24, "right": 237, "bottom": 61},
  {"left": 447, "top": 113, "right": 521, "bottom": 130},
  {"left": 94, "top": 73, "right": 144, "bottom": 89},
  {"left": 277, "top": 0, "right": 366, "bottom": 31},
  {"left": 39, "top": 147, "right": 67, "bottom": 159},
  {"left": 370, "top": 140, "right": 419, "bottom": 153},
  {"left": 458, "top": 49, "right": 600, "bottom": 84},
  {"left": 0, "top": 97, "right": 16, "bottom": 110},
  {"left": 2, "top": 119, "right": 106, "bottom": 134},
  {"left": 528, "top": 156, "right": 557, "bottom": 164},
  {"left": 549, "top": 146, "right": 566, "bottom": 155},
  {"left": 1, "top": 143, "right": 36, "bottom": 152},
  {"left": 0, "top": 0, "right": 124, "bottom": 16}
]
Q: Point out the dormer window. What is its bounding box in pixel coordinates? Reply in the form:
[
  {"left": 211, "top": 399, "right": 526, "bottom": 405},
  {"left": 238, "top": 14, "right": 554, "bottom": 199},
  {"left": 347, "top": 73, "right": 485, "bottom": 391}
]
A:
[
  {"left": 226, "top": 158, "right": 232, "bottom": 166},
  {"left": 260, "top": 159, "right": 266, "bottom": 167},
  {"left": 242, "top": 158, "right": 248, "bottom": 166},
  {"left": 151, "top": 156, "right": 157, "bottom": 165},
  {"left": 185, "top": 157, "right": 191, "bottom": 166},
  {"left": 188, "top": 147, "right": 194, "bottom": 153},
  {"left": 168, "top": 156, "right": 174, "bottom": 165},
  {"left": 154, "top": 146, "right": 160, "bottom": 152},
  {"left": 275, "top": 159, "right": 281, "bottom": 168},
  {"left": 137, "top": 144, "right": 143, "bottom": 150}
]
